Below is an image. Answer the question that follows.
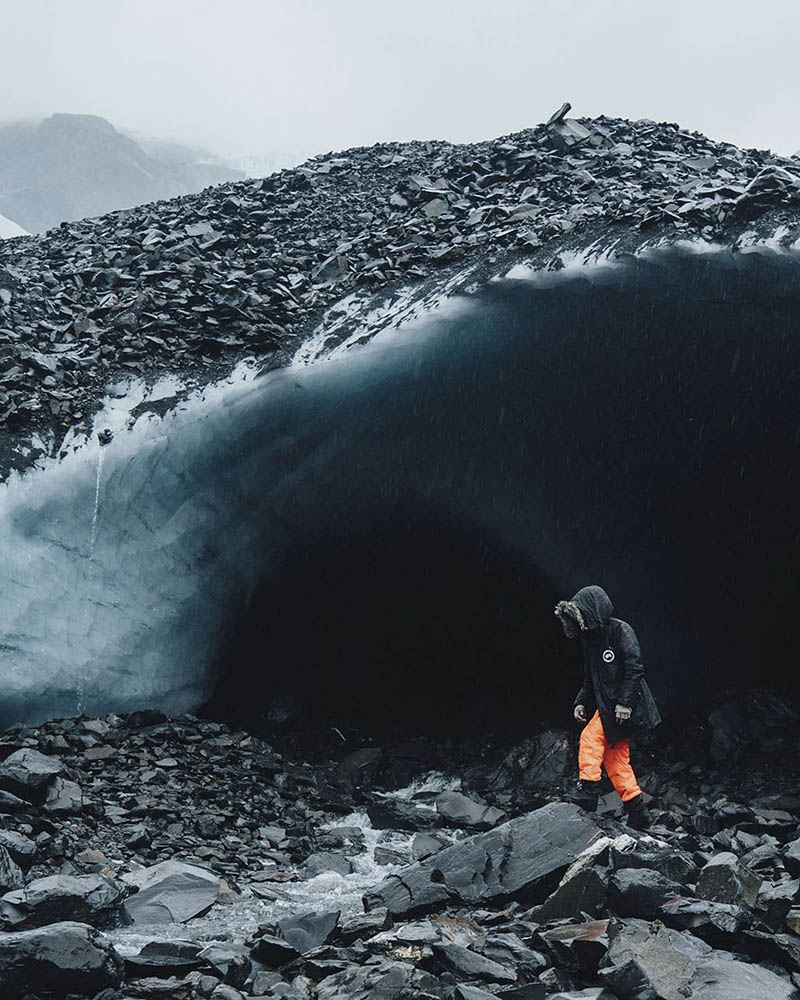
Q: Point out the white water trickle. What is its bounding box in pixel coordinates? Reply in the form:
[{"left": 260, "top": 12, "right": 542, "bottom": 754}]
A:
[{"left": 89, "top": 446, "right": 105, "bottom": 559}]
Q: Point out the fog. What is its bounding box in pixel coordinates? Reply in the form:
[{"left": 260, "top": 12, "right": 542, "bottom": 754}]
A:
[{"left": 2, "top": 0, "right": 799, "bottom": 165}]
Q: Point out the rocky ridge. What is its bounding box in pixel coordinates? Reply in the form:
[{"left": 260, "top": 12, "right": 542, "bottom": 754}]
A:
[
  {"left": 2, "top": 109, "right": 800, "bottom": 476},
  {"left": 0, "top": 693, "right": 798, "bottom": 998}
]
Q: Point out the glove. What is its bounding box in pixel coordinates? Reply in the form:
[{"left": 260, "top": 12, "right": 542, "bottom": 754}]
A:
[
  {"left": 615, "top": 704, "right": 632, "bottom": 723},
  {"left": 574, "top": 704, "right": 587, "bottom": 723}
]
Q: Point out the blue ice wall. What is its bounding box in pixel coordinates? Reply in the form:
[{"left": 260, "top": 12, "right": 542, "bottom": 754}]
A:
[{"left": 2, "top": 245, "right": 800, "bottom": 726}]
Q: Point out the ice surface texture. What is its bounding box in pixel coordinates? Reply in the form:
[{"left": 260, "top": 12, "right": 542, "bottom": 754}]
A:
[{"left": 1, "top": 245, "right": 800, "bottom": 725}]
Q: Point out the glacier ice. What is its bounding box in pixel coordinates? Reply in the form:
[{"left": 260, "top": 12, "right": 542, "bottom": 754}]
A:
[{"left": 1, "top": 244, "right": 800, "bottom": 727}]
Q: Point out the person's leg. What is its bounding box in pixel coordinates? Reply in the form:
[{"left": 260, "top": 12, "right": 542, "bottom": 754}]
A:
[
  {"left": 578, "top": 711, "right": 607, "bottom": 783},
  {"left": 570, "top": 711, "right": 605, "bottom": 810},
  {"left": 604, "top": 739, "right": 651, "bottom": 829}
]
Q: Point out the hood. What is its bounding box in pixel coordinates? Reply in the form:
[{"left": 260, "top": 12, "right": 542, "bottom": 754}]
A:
[{"left": 570, "top": 585, "right": 613, "bottom": 630}]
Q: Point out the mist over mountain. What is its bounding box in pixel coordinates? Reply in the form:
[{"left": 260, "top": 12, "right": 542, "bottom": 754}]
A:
[{"left": 0, "top": 113, "right": 246, "bottom": 234}]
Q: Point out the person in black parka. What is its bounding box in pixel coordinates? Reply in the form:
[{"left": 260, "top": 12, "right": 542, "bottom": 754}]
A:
[{"left": 555, "top": 585, "right": 661, "bottom": 829}]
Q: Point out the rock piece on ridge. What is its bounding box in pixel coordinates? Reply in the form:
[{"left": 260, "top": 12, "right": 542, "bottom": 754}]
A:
[
  {"left": 0, "top": 829, "right": 37, "bottom": 870},
  {"left": 121, "top": 859, "right": 227, "bottom": 923},
  {"left": 0, "top": 920, "right": 123, "bottom": 996},
  {"left": 435, "top": 790, "right": 506, "bottom": 829},
  {"left": 0, "top": 846, "right": 24, "bottom": 893},
  {"left": 363, "top": 801, "right": 601, "bottom": 917}
]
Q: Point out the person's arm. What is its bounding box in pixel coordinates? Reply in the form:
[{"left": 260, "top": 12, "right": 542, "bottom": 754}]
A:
[{"left": 618, "top": 623, "right": 644, "bottom": 711}]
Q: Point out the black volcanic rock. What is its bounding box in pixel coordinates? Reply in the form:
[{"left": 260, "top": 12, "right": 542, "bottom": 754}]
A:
[{"left": 2, "top": 114, "right": 800, "bottom": 474}]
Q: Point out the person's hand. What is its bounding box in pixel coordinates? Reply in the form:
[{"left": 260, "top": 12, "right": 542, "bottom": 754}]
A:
[
  {"left": 615, "top": 704, "right": 632, "bottom": 724},
  {"left": 574, "top": 704, "right": 587, "bottom": 723}
]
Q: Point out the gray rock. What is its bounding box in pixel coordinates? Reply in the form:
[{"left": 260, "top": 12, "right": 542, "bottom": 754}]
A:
[
  {"left": 122, "top": 859, "right": 226, "bottom": 923},
  {"left": 540, "top": 919, "right": 610, "bottom": 976},
  {"left": 0, "top": 872, "right": 123, "bottom": 928},
  {"left": 0, "top": 748, "right": 62, "bottom": 797},
  {"left": 251, "top": 933, "right": 301, "bottom": 967},
  {"left": 315, "top": 958, "right": 441, "bottom": 1000},
  {"left": 481, "top": 931, "right": 547, "bottom": 976},
  {"left": 528, "top": 866, "right": 607, "bottom": 922},
  {"left": 660, "top": 897, "right": 751, "bottom": 947},
  {"left": 364, "top": 802, "right": 601, "bottom": 917},
  {"left": 0, "top": 920, "right": 123, "bottom": 995},
  {"left": 609, "top": 843, "right": 698, "bottom": 884},
  {"left": 435, "top": 790, "right": 506, "bottom": 829},
  {"left": 697, "top": 851, "right": 762, "bottom": 907},
  {"left": 784, "top": 836, "right": 800, "bottom": 877},
  {"left": 367, "top": 797, "right": 438, "bottom": 831},
  {"left": 0, "top": 828, "right": 37, "bottom": 869},
  {"left": 608, "top": 867, "right": 684, "bottom": 919},
  {"left": 338, "top": 906, "right": 392, "bottom": 944},
  {"left": 300, "top": 851, "right": 353, "bottom": 877},
  {"left": 0, "top": 845, "right": 24, "bottom": 892},
  {"left": 198, "top": 942, "right": 251, "bottom": 987},
  {"left": 412, "top": 830, "right": 453, "bottom": 860},
  {"left": 277, "top": 909, "right": 340, "bottom": 953},
  {"left": 432, "top": 941, "right": 516, "bottom": 982},
  {"left": 43, "top": 776, "right": 83, "bottom": 813},
  {"left": 598, "top": 916, "right": 798, "bottom": 1000}
]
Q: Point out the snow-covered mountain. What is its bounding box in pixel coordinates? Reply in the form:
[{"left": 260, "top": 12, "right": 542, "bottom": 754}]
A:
[
  {"left": 0, "top": 113, "right": 245, "bottom": 233},
  {"left": 0, "top": 212, "right": 28, "bottom": 239}
]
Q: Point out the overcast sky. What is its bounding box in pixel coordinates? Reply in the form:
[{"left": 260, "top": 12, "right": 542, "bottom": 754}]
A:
[{"left": 3, "top": 0, "right": 799, "bottom": 164}]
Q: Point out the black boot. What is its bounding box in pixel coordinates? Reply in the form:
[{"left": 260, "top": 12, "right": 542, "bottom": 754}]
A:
[
  {"left": 565, "top": 779, "right": 602, "bottom": 812},
  {"left": 625, "top": 793, "right": 652, "bottom": 830}
]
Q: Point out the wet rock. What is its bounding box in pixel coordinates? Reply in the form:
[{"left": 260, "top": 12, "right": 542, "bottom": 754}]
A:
[
  {"left": 659, "top": 897, "right": 751, "bottom": 947},
  {"left": 122, "top": 859, "right": 227, "bottom": 923},
  {"left": 124, "top": 940, "right": 204, "bottom": 977},
  {"left": 431, "top": 940, "right": 516, "bottom": 982},
  {"left": 412, "top": 831, "right": 453, "bottom": 860},
  {"left": 299, "top": 851, "right": 353, "bottom": 877},
  {"left": 364, "top": 802, "right": 601, "bottom": 916},
  {"left": 608, "top": 867, "right": 685, "bottom": 919},
  {"left": 597, "top": 916, "right": 798, "bottom": 999},
  {"left": 337, "top": 906, "right": 392, "bottom": 944},
  {"left": 0, "top": 872, "right": 123, "bottom": 928},
  {"left": 43, "top": 775, "right": 83, "bottom": 813},
  {"left": 539, "top": 920, "right": 610, "bottom": 976},
  {"left": 314, "top": 958, "right": 442, "bottom": 1000},
  {"left": 435, "top": 790, "right": 506, "bottom": 829},
  {"left": 367, "top": 797, "right": 437, "bottom": 831},
  {"left": 252, "top": 934, "right": 301, "bottom": 968},
  {"left": 198, "top": 943, "right": 252, "bottom": 987},
  {"left": 696, "top": 851, "right": 762, "bottom": 907},
  {"left": 0, "top": 747, "right": 62, "bottom": 799},
  {"left": 528, "top": 866, "right": 607, "bottom": 922},
  {"left": 0, "top": 920, "right": 123, "bottom": 995},
  {"left": 277, "top": 909, "right": 340, "bottom": 953},
  {"left": 480, "top": 931, "right": 547, "bottom": 977},
  {"left": 0, "top": 844, "right": 24, "bottom": 891}
]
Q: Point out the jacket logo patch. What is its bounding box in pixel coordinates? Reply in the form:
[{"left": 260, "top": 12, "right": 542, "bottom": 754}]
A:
[{"left": 602, "top": 649, "right": 615, "bottom": 663}]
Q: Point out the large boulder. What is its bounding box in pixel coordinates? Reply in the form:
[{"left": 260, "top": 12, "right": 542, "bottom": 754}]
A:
[
  {"left": 363, "top": 802, "right": 601, "bottom": 917},
  {"left": 598, "top": 917, "right": 798, "bottom": 999},
  {"left": 0, "top": 921, "right": 123, "bottom": 996},
  {"left": 122, "top": 860, "right": 228, "bottom": 923},
  {"left": 0, "top": 748, "right": 62, "bottom": 800},
  {"left": 0, "top": 873, "right": 123, "bottom": 929}
]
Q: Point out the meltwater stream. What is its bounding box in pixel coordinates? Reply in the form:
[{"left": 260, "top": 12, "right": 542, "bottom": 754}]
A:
[
  {"left": 1, "top": 244, "right": 800, "bottom": 730},
  {"left": 109, "top": 773, "right": 461, "bottom": 955}
]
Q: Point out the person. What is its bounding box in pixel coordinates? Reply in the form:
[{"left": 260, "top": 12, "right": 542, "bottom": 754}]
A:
[{"left": 554, "top": 585, "right": 661, "bottom": 830}]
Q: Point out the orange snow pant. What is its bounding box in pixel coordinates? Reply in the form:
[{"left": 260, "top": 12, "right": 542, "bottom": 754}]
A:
[{"left": 579, "top": 710, "right": 642, "bottom": 802}]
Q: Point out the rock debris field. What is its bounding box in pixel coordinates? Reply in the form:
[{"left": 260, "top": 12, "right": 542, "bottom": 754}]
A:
[
  {"left": 0, "top": 691, "right": 799, "bottom": 998},
  {"left": 2, "top": 108, "right": 800, "bottom": 475}
]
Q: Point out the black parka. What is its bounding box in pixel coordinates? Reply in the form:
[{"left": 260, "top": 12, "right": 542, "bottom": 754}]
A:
[{"left": 571, "top": 586, "right": 661, "bottom": 744}]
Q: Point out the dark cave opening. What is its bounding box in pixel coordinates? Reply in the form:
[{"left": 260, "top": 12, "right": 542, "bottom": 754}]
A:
[{"left": 208, "top": 247, "right": 800, "bottom": 735}]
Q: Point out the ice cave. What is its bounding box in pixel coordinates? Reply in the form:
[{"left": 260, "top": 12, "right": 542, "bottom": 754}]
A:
[{"left": 1, "top": 243, "right": 799, "bottom": 730}]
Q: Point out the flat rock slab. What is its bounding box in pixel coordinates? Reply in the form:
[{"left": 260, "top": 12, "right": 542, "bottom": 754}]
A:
[
  {"left": 122, "top": 860, "right": 226, "bottom": 923},
  {"left": 435, "top": 790, "right": 506, "bottom": 829},
  {"left": 364, "top": 801, "right": 601, "bottom": 917},
  {"left": 0, "top": 873, "right": 123, "bottom": 929},
  {"left": 0, "top": 920, "right": 123, "bottom": 996}
]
